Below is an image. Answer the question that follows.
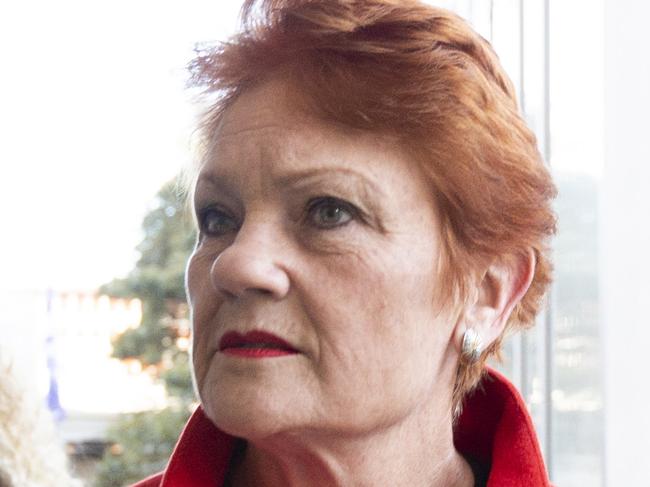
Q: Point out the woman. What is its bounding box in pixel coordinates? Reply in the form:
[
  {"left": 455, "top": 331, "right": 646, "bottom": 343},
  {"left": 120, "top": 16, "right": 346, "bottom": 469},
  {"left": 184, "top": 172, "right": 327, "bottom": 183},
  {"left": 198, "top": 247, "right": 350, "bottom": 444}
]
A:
[{"left": 135, "top": 0, "right": 556, "bottom": 485}]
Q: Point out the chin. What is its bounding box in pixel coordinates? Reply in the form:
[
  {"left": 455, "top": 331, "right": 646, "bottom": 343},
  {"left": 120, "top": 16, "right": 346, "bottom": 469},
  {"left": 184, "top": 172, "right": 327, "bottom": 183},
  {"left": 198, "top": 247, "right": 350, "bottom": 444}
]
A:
[{"left": 199, "top": 371, "right": 309, "bottom": 441}]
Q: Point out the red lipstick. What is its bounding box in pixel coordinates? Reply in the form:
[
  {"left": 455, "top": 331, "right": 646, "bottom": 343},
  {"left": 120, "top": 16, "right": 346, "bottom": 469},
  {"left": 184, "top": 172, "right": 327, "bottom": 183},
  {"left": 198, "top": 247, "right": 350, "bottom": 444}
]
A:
[{"left": 219, "top": 330, "right": 299, "bottom": 358}]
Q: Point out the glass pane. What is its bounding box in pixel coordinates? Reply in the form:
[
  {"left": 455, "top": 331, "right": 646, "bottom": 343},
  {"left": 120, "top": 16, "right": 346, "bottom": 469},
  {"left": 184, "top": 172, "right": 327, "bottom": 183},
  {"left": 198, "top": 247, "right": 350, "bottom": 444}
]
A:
[
  {"left": 549, "top": 0, "right": 605, "bottom": 485},
  {"left": 520, "top": 0, "right": 552, "bottom": 467}
]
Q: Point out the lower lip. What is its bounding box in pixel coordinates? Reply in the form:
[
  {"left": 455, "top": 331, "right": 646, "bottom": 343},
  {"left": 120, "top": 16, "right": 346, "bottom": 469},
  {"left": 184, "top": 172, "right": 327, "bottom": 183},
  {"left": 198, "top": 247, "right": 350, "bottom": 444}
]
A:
[{"left": 221, "top": 348, "right": 298, "bottom": 358}]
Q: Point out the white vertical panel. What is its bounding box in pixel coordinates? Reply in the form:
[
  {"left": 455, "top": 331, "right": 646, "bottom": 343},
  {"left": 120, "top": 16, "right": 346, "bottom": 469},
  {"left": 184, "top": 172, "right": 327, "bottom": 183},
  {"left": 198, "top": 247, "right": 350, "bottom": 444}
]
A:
[
  {"left": 549, "top": 0, "right": 604, "bottom": 485},
  {"left": 491, "top": 0, "right": 522, "bottom": 99},
  {"left": 521, "top": 0, "right": 553, "bottom": 472},
  {"left": 602, "top": 0, "right": 650, "bottom": 484}
]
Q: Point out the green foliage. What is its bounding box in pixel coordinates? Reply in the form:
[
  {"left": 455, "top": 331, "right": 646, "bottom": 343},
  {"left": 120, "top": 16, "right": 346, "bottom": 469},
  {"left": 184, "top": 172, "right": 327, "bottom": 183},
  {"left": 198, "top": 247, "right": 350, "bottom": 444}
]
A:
[
  {"left": 100, "top": 177, "right": 195, "bottom": 368},
  {"left": 109, "top": 320, "right": 176, "bottom": 366},
  {"left": 95, "top": 176, "right": 198, "bottom": 484},
  {"left": 160, "top": 351, "right": 195, "bottom": 403},
  {"left": 100, "top": 178, "right": 195, "bottom": 301},
  {"left": 94, "top": 407, "right": 192, "bottom": 487}
]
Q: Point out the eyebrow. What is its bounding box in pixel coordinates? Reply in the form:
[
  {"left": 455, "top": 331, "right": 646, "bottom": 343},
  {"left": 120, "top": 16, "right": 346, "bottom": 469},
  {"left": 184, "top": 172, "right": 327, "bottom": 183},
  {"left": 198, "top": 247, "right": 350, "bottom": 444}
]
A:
[
  {"left": 196, "top": 166, "right": 385, "bottom": 199},
  {"left": 194, "top": 166, "right": 389, "bottom": 233},
  {"left": 194, "top": 172, "right": 239, "bottom": 204},
  {"left": 275, "top": 167, "right": 383, "bottom": 195}
]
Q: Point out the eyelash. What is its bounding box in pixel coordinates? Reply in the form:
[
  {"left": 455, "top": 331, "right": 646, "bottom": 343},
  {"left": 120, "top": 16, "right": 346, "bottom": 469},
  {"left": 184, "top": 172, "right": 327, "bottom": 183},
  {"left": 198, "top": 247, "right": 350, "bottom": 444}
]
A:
[{"left": 197, "top": 197, "right": 360, "bottom": 238}]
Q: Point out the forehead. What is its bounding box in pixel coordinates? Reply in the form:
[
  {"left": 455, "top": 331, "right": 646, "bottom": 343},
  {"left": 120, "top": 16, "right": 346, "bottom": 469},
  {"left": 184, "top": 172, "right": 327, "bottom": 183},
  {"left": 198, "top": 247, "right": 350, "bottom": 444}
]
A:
[
  {"left": 215, "top": 75, "right": 312, "bottom": 139},
  {"left": 198, "top": 76, "right": 423, "bottom": 191},
  {"left": 212, "top": 84, "right": 346, "bottom": 175},
  {"left": 210, "top": 76, "right": 389, "bottom": 163}
]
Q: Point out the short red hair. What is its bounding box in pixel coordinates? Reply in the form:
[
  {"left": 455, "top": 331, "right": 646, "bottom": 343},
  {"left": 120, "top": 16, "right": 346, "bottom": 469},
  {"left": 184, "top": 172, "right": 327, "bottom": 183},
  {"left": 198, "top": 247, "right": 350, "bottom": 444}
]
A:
[{"left": 188, "top": 0, "right": 557, "bottom": 413}]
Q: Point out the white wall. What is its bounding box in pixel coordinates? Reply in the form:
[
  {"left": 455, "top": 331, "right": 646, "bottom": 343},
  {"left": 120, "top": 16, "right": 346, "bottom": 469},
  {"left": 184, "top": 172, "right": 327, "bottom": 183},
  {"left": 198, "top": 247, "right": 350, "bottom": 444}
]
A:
[{"left": 601, "top": 0, "right": 650, "bottom": 484}]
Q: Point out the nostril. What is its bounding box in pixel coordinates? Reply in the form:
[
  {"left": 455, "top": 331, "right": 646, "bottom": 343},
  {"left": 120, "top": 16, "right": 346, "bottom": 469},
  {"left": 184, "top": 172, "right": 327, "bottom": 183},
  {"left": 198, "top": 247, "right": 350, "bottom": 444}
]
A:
[
  {"left": 252, "top": 287, "right": 274, "bottom": 296},
  {"left": 219, "top": 286, "right": 274, "bottom": 300},
  {"left": 219, "top": 288, "right": 238, "bottom": 300}
]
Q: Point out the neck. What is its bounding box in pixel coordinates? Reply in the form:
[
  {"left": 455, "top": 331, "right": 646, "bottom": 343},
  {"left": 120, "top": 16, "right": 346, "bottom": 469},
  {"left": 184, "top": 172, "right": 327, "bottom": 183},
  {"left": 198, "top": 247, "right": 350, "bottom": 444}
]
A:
[{"left": 228, "top": 406, "right": 474, "bottom": 487}]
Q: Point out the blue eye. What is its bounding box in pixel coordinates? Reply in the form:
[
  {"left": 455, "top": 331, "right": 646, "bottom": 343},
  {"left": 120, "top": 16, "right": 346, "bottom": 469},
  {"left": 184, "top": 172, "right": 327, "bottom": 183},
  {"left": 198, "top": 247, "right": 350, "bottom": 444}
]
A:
[
  {"left": 198, "top": 207, "right": 238, "bottom": 237},
  {"left": 307, "top": 197, "right": 355, "bottom": 229}
]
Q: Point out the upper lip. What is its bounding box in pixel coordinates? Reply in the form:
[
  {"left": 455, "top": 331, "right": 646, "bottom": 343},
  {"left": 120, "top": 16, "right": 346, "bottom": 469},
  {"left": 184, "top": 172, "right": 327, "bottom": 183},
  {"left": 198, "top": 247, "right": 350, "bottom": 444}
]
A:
[{"left": 219, "top": 330, "right": 299, "bottom": 353}]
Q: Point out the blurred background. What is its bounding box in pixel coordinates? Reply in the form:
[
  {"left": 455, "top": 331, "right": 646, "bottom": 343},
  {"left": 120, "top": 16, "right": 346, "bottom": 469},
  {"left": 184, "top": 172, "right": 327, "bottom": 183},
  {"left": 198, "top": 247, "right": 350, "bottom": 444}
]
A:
[{"left": 0, "top": 0, "right": 647, "bottom": 485}]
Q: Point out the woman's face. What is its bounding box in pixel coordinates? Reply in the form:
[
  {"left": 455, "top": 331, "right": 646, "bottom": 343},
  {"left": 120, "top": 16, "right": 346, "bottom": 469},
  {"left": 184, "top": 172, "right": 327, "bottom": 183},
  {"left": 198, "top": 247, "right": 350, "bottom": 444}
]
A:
[{"left": 186, "top": 77, "right": 460, "bottom": 441}]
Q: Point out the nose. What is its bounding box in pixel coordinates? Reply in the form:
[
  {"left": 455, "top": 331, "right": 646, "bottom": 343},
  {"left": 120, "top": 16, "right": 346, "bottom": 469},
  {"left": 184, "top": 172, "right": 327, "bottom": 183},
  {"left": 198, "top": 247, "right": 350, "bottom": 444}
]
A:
[{"left": 209, "top": 225, "right": 291, "bottom": 300}]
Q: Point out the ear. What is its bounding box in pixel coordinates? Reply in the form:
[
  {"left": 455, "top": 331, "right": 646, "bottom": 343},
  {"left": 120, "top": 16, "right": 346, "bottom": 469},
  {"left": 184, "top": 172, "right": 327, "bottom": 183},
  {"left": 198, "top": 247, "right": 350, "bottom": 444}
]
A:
[{"left": 455, "top": 249, "right": 536, "bottom": 353}]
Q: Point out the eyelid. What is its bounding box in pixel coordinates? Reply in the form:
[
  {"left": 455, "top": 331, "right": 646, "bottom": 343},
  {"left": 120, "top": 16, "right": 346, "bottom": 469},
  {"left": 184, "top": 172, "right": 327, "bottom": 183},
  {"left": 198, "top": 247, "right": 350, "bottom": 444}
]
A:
[
  {"left": 195, "top": 200, "right": 237, "bottom": 219},
  {"left": 306, "top": 196, "right": 357, "bottom": 212}
]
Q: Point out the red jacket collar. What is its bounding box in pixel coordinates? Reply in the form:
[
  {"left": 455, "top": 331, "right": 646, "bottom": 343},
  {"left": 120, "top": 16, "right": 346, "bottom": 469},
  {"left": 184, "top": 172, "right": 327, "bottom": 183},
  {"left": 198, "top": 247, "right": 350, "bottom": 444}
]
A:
[
  {"left": 133, "top": 368, "right": 551, "bottom": 486},
  {"left": 454, "top": 368, "right": 552, "bottom": 486}
]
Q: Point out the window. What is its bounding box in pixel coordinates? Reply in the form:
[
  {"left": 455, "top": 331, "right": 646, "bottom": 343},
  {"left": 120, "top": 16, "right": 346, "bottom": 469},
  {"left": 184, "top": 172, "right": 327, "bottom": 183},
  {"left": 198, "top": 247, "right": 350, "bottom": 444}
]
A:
[{"left": 426, "top": 1, "right": 606, "bottom": 485}]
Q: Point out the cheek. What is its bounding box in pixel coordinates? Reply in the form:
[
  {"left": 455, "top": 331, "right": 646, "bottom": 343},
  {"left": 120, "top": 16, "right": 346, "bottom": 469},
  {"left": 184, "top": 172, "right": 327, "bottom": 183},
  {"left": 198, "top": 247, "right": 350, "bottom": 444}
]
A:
[
  {"left": 186, "top": 251, "right": 220, "bottom": 384},
  {"left": 301, "top": 252, "right": 449, "bottom": 427},
  {"left": 307, "top": 246, "right": 443, "bottom": 372},
  {"left": 186, "top": 247, "right": 222, "bottom": 317}
]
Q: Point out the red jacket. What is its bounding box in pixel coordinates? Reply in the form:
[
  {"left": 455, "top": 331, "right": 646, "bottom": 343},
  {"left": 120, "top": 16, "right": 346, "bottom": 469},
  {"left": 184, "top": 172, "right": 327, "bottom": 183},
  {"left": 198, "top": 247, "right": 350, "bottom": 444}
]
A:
[{"left": 133, "top": 368, "right": 551, "bottom": 486}]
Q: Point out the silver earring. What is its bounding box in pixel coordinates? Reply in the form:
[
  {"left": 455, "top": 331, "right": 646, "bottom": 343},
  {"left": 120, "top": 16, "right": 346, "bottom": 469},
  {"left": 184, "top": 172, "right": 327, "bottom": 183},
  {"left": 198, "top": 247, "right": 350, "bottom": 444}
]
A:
[{"left": 461, "top": 328, "right": 483, "bottom": 365}]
